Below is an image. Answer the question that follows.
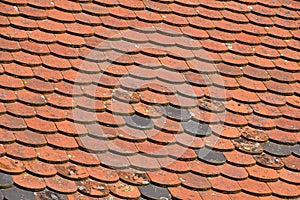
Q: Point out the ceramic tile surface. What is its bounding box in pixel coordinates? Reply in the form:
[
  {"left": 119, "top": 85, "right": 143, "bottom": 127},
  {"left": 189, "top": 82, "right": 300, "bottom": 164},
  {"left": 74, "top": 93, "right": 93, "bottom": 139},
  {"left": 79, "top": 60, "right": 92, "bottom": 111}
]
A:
[{"left": 0, "top": 0, "right": 299, "bottom": 199}]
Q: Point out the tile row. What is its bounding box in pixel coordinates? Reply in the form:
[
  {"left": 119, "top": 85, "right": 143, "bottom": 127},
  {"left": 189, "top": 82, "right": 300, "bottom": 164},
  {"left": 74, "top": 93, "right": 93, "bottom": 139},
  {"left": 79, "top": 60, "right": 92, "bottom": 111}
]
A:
[
  {"left": 1, "top": 1, "right": 300, "bottom": 24},
  {"left": 0, "top": 106, "right": 299, "bottom": 133},
  {"left": 2, "top": 33, "right": 300, "bottom": 64},
  {"left": 0, "top": 156, "right": 298, "bottom": 198}
]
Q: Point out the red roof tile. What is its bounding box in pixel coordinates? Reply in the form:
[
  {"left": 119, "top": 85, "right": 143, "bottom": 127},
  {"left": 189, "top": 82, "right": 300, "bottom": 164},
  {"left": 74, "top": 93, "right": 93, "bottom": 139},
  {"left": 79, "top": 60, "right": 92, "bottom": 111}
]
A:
[{"left": 0, "top": 0, "right": 299, "bottom": 199}]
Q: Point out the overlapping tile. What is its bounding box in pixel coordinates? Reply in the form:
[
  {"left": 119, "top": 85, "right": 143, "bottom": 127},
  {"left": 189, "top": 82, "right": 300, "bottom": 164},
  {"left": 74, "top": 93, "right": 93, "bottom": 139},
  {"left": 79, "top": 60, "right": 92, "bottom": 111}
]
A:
[{"left": 0, "top": 0, "right": 299, "bottom": 199}]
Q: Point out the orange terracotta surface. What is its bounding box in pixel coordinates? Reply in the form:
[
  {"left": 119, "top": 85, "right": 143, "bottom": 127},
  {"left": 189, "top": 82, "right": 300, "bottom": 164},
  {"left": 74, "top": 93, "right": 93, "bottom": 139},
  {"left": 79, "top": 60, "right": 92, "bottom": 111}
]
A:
[{"left": 0, "top": 0, "right": 299, "bottom": 199}]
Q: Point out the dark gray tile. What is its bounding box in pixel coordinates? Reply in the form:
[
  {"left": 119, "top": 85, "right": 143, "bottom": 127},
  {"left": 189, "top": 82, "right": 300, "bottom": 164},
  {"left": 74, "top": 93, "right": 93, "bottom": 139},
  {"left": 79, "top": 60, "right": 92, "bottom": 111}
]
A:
[
  {"left": 163, "top": 105, "right": 191, "bottom": 121},
  {"left": 0, "top": 173, "right": 12, "bottom": 189},
  {"left": 182, "top": 120, "right": 212, "bottom": 137},
  {"left": 292, "top": 144, "right": 300, "bottom": 158},
  {"left": 139, "top": 184, "right": 171, "bottom": 200},
  {"left": 262, "top": 142, "right": 291, "bottom": 157},
  {"left": 2, "top": 186, "right": 35, "bottom": 200},
  {"left": 124, "top": 114, "right": 153, "bottom": 130},
  {"left": 196, "top": 147, "right": 226, "bottom": 165}
]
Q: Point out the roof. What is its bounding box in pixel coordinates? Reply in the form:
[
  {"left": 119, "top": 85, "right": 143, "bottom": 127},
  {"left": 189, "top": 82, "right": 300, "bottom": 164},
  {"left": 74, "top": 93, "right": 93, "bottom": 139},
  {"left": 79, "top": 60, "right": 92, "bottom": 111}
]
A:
[{"left": 0, "top": 0, "right": 299, "bottom": 199}]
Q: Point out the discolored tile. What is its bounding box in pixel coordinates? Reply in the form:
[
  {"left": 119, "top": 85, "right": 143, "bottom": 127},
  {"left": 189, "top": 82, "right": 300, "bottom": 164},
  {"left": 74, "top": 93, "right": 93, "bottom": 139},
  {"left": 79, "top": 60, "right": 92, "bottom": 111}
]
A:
[
  {"left": 198, "top": 98, "right": 225, "bottom": 113},
  {"left": 0, "top": 172, "right": 12, "bottom": 188},
  {"left": 35, "top": 189, "right": 67, "bottom": 200},
  {"left": 139, "top": 90, "right": 169, "bottom": 105},
  {"left": 118, "top": 170, "right": 149, "bottom": 186},
  {"left": 162, "top": 105, "right": 191, "bottom": 121},
  {"left": 77, "top": 179, "right": 109, "bottom": 197},
  {"left": 292, "top": 144, "right": 300, "bottom": 157},
  {"left": 240, "top": 127, "right": 268, "bottom": 142},
  {"left": 232, "top": 138, "right": 263, "bottom": 155},
  {"left": 109, "top": 181, "right": 140, "bottom": 199},
  {"left": 261, "top": 142, "right": 292, "bottom": 157},
  {"left": 182, "top": 120, "right": 212, "bottom": 137},
  {"left": 123, "top": 114, "right": 153, "bottom": 130},
  {"left": 169, "top": 94, "right": 198, "bottom": 109},
  {"left": 87, "top": 165, "right": 119, "bottom": 183},
  {"left": 132, "top": 103, "right": 162, "bottom": 118},
  {"left": 250, "top": 103, "right": 281, "bottom": 118},
  {"left": 112, "top": 89, "right": 140, "bottom": 104},
  {"left": 196, "top": 147, "right": 226, "bottom": 165},
  {"left": 139, "top": 184, "right": 171, "bottom": 200},
  {"left": 2, "top": 186, "right": 35, "bottom": 200},
  {"left": 246, "top": 114, "right": 276, "bottom": 130},
  {"left": 56, "top": 163, "right": 89, "bottom": 180},
  {"left": 254, "top": 153, "right": 284, "bottom": 170}
]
